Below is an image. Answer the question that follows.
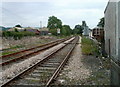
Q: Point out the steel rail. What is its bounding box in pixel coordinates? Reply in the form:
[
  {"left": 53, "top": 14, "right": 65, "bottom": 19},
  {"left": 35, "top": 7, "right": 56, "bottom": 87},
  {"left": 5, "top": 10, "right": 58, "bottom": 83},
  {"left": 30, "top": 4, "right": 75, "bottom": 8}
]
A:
[
  {"left": 1, "top": 37, "right": 71, "bottom": 66},
  {"left": 1, "top": 37, "right": 76, "bottom": 87},
  {"left": 1, "top": 41, "right": 62, "bottom": 66},
  {"left": 46, "top": 36, "right": 79, "bottom": 87},
  {"left": 1, "top": 37, "right": 71, "bottom": 58}
]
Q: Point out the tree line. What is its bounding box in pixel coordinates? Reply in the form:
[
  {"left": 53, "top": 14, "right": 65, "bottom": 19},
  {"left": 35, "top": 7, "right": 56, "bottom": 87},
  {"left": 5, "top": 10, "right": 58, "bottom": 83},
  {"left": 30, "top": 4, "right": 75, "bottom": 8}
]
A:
[
  {"left": 47, "top": 16, "right": 88, "bottom": 36},
  {"left": 2, "top": 30, "right": 36, "bottom": 40},
  {"left": 2, "top": 16, "right": 104, "bottom": 40},
  {"left": 47, "top": 16, "right": 104, "bottom": 36}
]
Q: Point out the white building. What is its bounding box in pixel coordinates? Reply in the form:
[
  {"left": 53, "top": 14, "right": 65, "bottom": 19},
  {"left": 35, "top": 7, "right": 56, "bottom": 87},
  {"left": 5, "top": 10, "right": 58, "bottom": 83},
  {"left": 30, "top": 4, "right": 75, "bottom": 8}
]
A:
[
  {"left": 104, "top": 0, "right": 120, "bottom": 85},
  {"left": 88, "top": 29, "right": 93, "bottom": 39},
  {"left": 83, "top": 26, "right": 89, "bottom": 37}
]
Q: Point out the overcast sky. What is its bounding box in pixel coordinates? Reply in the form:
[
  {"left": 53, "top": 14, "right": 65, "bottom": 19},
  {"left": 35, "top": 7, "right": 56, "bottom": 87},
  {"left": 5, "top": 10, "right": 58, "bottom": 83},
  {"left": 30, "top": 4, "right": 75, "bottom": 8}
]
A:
[{"left": 1, "top": 0, "right": 109, "bottom": 29}]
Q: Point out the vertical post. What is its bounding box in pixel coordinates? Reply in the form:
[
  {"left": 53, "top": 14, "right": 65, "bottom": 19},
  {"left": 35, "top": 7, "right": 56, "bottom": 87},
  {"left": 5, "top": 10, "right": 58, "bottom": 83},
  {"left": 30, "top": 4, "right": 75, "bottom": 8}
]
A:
[
  {"left": 40, "top": 21, "right": 42, "bottom": 29},
  {"left": 108, "top": 39, "right": 111, "bottom": 58},
  {"left": 118, "top": 38, "right": 120, "bottom": 61}
]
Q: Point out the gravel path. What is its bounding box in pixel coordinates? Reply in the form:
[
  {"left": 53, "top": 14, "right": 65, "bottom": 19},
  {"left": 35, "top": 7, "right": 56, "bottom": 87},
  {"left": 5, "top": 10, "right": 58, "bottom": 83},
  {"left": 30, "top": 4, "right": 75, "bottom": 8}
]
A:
[
  {"left": 54, "top": 36, "right": 110, "bottom": 85},
  {"left": 0, "top": 37, "right": 75, "bottom": 85},
  {"left": 64, "top": 36, "right": 90, "bottom": 80}
]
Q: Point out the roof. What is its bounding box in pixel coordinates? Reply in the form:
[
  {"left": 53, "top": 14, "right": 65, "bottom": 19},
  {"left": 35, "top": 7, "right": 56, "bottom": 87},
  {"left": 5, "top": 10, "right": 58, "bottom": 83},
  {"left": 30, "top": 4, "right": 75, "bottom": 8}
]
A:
[
  {"left": 24, "top": 27, "right": 34, "bottom": 29},
  {"left": 26, "top": 29, "right": 40, "bottom": 32},
  {"left": 104, "top": 0, "right": 110, "bottom": 13},
  {"left": 8, "top": 27, "right": 24, "bottom": 31},
  {"left": 93, "top": 26, "right": 104, "bottom": 29},
  {"left": 15, "top": 27, "right": 24, "bottom": 30},
  {"left": 39, "top": 28, "right": 49, "bottom": 31}
]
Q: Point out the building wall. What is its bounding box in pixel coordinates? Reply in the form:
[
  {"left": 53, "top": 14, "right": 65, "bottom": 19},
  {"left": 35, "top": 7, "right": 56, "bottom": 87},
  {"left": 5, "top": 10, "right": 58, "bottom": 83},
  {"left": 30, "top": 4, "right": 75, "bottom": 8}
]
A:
[
  {"left": 105, "top": 1, "right": 120, "bottom": 85},
  {"left": 83, "top": 26, "right": 89, "bottom": 36},
  {"left": 118, "top": 1, "right": 120, "bottom": 60},
  {"left": 115, "top": 1, "right": 120, "bottom": 61},
  {"left": 104, "top": 2, "right": 117, "bottom": 59},
  {"left": 89, "top": 30, "right": 92, "bottom": 38},
  {"left": 92, "top": 28, "right": 104, "bottom": 42}
]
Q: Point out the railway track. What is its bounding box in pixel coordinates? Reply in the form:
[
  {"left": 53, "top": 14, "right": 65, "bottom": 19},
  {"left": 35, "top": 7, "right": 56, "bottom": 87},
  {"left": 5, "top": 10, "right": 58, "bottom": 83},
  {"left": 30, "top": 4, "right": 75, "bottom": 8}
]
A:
[
  {"left": 1, "top": 36, "right": 79, "bottom": 87},
  {"left": 1, "top": 37, "right": 71, "bottom": 70}
]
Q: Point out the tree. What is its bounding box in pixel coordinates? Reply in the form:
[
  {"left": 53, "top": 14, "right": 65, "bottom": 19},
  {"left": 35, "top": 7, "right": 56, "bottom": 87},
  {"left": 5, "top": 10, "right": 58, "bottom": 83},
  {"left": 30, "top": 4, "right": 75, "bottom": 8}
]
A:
[
  {"left": 73, "top": 24, "right": 84, "bottom": 35},
  {"left": 61, "top": 25, "right": 72, "bottom": 36},
  {"left": 15, "top": 24, "right": 22, "bottom": 28},
  {"left": 14, "top": 28, "right": 19, "bottom": 32},
  {"left": 82, "top": 21, "right": 87, "bottom": 27},
  {"left": 97, "top": 17, "right": 104, "bottom": 28},
  {"left": 47, "top": 16, "right": 62, "bottom": 35}
]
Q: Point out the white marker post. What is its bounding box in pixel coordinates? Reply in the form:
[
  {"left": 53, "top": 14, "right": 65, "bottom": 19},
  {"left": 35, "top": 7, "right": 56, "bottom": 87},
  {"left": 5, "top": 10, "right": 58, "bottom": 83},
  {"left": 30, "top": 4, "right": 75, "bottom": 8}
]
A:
[{"left": 57, "top": 28, "right": 60, "bottom": 35}]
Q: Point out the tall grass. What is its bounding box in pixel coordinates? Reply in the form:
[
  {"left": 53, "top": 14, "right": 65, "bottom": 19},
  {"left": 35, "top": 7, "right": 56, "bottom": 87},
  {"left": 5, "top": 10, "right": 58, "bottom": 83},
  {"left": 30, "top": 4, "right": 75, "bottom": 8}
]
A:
[{"left": 81, "top": 37, "right": 99, "bottom": 55}]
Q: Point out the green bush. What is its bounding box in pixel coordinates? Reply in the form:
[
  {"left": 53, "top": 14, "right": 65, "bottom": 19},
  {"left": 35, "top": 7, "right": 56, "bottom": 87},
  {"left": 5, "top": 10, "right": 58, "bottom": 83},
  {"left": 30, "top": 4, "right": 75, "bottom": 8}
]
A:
[
  {"left": 2, "top": 31, "right": 36, "bottom": 40},
  {"left": 81, "top": 37, "right": 93, "bottom": 45},
  {"left": 49, "top": 29, "right": 57, "bottom": 36}
]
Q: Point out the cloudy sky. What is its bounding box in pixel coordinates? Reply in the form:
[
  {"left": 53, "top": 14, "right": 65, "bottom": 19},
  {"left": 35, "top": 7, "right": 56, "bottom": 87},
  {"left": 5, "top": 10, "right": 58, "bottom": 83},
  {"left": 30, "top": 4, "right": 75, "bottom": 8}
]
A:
[{"left": 1, "top": 0, "right": 109, "bottom": 29}]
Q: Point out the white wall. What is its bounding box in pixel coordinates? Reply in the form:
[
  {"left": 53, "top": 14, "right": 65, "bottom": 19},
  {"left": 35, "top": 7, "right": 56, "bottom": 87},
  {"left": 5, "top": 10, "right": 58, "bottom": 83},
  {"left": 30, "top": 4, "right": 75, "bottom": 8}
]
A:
[
  {"left": 118, "top": 1, "right": 120, "bottom": 60},
  {"left": 105, "top": 1, "right": 120, "bottom": 85},
  {"left": 83, "top": 26, "right": 89, "bottom": 36},
  {"left": 105, "top": 2, "right": 117, "bottom": 59}
]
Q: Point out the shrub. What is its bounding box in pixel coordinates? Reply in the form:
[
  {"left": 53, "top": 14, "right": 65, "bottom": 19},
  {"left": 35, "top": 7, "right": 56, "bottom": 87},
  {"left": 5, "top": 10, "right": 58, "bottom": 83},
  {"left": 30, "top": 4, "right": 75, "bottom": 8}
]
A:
[
  {"left": 81, "top": 37, "right": 99, "bottom": 55},
  {"left": 2, "top": 31, "right": 36, "bottom": 40}
]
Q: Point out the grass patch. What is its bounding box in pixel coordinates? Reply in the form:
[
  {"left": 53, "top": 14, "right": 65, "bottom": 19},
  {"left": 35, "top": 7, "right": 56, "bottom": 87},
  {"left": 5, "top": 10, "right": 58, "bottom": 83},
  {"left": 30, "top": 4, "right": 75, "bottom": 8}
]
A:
[
  {"left": 56, "top": 36, "right": 68, "bottom": 39},
  {"left": 2, "top": 45, "right": 25, "bottom": 56},
  {"left": 3, "top": 45, "right": 25, "bottom": 51},
  {"left": 10, "top": 45, "right": 24, "bottom": 49},
  {"left": 81, "top": 37, "right": 99, "bottom": 55},
  {"left": 2, "top": 51, "right": 16, "bottom": 56},
  {"left": 86, "top": 70, "right": 110, "bottom": 85}
]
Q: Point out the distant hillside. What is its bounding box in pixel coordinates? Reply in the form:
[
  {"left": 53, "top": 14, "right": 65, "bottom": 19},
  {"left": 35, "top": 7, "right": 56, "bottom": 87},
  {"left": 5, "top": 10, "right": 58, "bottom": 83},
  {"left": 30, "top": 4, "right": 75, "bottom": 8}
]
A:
[{"left": 0, "top": 26, "right": 11, "bottom": 31}]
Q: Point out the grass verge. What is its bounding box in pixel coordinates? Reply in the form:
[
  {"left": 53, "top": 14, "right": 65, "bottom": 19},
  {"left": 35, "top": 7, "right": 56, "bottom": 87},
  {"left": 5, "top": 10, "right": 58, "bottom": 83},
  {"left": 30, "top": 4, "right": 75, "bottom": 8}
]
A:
[
  {"left": 81, "top": 37, "right": 99, "bottom": 55},
  {"left": 2, "top": 45, "right": 24, "bottom": 56}
]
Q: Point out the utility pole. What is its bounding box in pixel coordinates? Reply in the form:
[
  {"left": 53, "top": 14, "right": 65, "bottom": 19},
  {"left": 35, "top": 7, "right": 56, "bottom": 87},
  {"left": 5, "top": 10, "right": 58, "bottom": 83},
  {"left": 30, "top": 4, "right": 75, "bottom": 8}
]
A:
[{"left": 40, "top": 21, "right": 42, "bottom": 29}]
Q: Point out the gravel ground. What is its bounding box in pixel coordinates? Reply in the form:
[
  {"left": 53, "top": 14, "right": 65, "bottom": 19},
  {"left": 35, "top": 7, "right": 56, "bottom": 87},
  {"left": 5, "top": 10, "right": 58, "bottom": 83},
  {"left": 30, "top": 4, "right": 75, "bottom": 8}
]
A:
[
  {"left": 54, "top": 36, "right": 110, "bottom": 86},
  {"left": 0, "top": 37, "right": 75, "bottom": 85}
]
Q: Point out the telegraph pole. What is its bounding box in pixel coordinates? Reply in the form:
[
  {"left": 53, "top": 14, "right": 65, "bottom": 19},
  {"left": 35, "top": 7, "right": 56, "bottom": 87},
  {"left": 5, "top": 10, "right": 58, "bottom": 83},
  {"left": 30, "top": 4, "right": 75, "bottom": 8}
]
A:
[{"left": 40, "top": 21, "right": 42, "bottom": 29}]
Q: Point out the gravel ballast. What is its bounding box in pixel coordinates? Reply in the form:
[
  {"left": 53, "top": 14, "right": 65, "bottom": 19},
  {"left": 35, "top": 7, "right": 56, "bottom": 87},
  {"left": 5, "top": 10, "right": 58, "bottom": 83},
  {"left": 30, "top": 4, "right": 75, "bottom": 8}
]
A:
[
  {"left": 54, "top": 36, "right": 110, "bottom": 85},
  {"left": 0, "top": 37, "right": 75, "bottom": 85}
]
